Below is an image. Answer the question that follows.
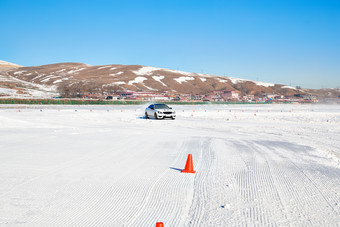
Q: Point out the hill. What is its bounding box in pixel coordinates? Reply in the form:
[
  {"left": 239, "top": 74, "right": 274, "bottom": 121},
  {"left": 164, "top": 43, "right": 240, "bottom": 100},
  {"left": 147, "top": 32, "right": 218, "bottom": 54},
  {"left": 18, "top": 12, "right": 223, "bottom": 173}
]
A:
[
  {"left": 0, "top": 60, "right": 22, "bottom": 69},
  {"left": 0, "top": 62, "right": 304, "bottom": 99}
]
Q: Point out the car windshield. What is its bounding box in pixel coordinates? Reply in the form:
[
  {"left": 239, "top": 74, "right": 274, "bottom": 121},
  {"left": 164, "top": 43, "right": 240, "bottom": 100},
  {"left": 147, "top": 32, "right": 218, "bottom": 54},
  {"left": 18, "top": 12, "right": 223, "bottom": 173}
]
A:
[{"left": 154, "top": 104, "right": 170, "bottom": 109}]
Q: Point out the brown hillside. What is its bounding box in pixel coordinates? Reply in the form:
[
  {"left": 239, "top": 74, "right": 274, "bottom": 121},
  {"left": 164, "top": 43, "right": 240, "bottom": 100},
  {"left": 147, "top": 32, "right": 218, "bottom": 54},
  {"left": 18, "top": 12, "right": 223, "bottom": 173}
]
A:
[{"left": 0, "top": 62, "right": 303, "bottom": 98}]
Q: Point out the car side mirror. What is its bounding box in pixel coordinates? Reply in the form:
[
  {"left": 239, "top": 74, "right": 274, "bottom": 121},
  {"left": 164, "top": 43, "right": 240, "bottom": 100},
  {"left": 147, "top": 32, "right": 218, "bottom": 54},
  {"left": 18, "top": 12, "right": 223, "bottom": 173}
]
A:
[
  {"left": 151, "top": 108, "right": 154, "bottom": 110},
  {"left": 170, "top": 107, "right": 172, "bottom": 109}
]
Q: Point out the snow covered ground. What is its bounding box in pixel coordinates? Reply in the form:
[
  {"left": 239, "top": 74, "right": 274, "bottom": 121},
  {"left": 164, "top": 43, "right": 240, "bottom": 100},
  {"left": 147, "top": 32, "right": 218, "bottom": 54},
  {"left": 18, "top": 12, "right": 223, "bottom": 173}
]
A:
[{"left": 0, "top": 104, "right": 339, "bottom": 226}]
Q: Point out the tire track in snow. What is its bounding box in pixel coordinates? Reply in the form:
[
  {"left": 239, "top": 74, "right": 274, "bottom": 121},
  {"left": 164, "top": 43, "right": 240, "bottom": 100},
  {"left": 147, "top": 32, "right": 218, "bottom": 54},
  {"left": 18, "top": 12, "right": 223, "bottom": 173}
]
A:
[
  {"left": 30, "top": 137, "right": 201, "bottom": 226},
  {"left": 62, "top": 138, "right": 172, "bottom": 227},
  {"left": 0, "top": 134, "right": 140, "bottom": 226},
  {"left": 15, "top": 126, "right": 168, "bottom": 226},
  {"left": 187, "top": 138, "right": 253, "bottom": 226},
  {"left": 255, "top": 140, "right": 340, "bottom": 225},
  {"left": 232, "top": 140, "right": 287, "bottom": 225},
  {"left": 186, "top": 138, "right": 213, "bottom": 226},
  {"left": 126, "top": 137, "right": 204, "bottom": 227},
  {"left": 23, "top": 136, "right": 145, "bottom": 226},
  {"left": 90, "top": 139, "right": 188, "bottom": 226}
]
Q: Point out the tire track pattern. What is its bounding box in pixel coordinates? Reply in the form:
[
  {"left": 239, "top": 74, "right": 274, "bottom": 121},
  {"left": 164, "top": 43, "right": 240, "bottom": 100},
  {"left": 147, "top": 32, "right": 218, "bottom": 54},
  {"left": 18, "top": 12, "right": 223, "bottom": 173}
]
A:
[
  {"left": 126, "top": 137, "right": 204, "bottom": 227},
  {"left": 186, "top": 137, "right": 340, "bottom": 226}
]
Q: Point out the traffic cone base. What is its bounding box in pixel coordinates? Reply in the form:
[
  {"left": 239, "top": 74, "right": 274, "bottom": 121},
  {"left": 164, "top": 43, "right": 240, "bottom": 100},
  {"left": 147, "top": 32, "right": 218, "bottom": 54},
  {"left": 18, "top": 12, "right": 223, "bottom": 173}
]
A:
[
  {"left": 181, "top": 154, "right": 196, "bottom": 174},
  {"left": 156, "top": 222, "right": 164, "bottom": 227},
  {"left": 182, "top": 169, "right": 196, "bottom": 173}
]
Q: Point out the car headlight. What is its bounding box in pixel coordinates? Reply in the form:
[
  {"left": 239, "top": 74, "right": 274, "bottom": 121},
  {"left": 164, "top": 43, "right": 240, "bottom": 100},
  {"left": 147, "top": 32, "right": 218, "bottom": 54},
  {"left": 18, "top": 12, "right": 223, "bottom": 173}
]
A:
[
  {"left": 173, "top": 111, "right": 176, "bottom": 114},
  {"left": 157, "top": 111, "right": 162, "bottom": 114}
]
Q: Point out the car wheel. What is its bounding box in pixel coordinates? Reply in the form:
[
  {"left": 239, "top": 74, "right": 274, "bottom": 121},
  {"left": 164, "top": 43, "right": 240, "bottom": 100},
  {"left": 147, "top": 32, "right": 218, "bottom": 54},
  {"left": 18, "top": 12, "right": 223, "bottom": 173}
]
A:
[
  {"left": 154, "top": 113, "right": 158, "bottom": 119},
  {"left": 145, "top": 112, "right": 149, "bottom": 119}
]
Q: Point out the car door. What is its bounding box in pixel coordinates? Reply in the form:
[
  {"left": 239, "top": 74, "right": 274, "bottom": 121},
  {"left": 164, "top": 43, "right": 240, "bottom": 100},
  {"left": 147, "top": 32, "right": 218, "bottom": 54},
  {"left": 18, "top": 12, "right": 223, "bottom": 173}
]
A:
[{"left": 147, "top": 104, "right": 154, "bottom": 116}]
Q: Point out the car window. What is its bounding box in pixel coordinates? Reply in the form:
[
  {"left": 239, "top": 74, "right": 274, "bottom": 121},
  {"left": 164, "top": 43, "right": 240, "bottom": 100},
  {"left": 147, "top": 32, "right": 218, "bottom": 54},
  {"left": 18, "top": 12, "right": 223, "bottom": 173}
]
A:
[
  {"left": 149, "top": 105, "right": 154, "bottom": 109},
  {"left": 154, "top": 104, "right": 169, "bottom": 109}
]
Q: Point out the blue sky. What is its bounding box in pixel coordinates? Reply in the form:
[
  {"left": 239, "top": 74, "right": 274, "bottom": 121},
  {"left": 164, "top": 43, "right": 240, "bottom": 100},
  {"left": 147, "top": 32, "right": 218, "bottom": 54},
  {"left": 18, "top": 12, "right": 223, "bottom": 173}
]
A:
[{"left": 1, "top": 0, "right": 339, "bottom": 89}]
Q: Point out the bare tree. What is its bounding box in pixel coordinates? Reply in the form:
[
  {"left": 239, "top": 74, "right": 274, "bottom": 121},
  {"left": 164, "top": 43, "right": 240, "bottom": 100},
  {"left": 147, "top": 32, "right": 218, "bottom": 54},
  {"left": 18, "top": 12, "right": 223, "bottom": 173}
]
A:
[{"left": 57, "top": 80, "right": 88, "bottom": 98}]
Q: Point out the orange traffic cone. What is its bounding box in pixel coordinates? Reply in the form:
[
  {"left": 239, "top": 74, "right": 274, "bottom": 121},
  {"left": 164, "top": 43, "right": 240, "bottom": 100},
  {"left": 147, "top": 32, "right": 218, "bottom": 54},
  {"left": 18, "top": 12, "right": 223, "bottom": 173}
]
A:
[
  {"left": 182, "top": 154, "right": 196, "bottom": 173},
  {"left": 156, "top": 222, "right": 164, "bottom": 227}
]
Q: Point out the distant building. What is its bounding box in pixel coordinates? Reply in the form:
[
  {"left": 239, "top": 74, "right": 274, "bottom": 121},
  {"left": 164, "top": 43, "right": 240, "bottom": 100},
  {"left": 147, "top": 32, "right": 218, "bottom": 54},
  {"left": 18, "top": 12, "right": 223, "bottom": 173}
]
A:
[
  {"left": 211, "top": 96, "right": 224, "bottom": 102},
  {"left": 172, "top": 96, "right": 181, "bottom": 101},
  {"left": 243, "top": 95, "right": 255, "bottom": 101},
  {"left": 191, "top": 94, "right": 203, "bottom": 100},
  {"left": 212, "top": 90, "right": 225, "bottom": 96},
  {"left": 202, "top": 95, "right": 212, "bottom": 102},
  {"left": 120, "top": 92, "right": 135, "bottom": 99},
  {"left": 220, "top": 90, "right": 239, "bottom": 100},
  {"left": 83, "top": 93, "right": 105, "bottom": 99},
  {"left": 263, "top": 94, "right": 279, "bottom": 100},
  {"left": 294, "top": 94, "right": 318, "bottom": 102}
]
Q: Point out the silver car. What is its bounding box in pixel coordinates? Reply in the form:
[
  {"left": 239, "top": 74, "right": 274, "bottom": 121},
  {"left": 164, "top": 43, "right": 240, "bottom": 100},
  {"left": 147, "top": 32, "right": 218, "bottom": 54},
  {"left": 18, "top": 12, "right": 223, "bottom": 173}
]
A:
[{"left": 145, "top": 104, "right": 176, "bottom": 120}]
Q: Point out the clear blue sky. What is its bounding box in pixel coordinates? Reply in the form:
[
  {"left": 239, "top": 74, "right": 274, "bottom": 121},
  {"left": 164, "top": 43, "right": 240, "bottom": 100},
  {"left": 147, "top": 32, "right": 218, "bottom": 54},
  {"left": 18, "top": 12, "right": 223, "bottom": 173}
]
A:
[{"left": 1, "top": 0, "right": 339, "bottom": 89}]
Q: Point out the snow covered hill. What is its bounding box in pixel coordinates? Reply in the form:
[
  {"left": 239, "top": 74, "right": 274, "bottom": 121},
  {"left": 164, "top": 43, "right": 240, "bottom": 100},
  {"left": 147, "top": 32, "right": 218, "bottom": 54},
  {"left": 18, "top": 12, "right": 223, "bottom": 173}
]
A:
[{"left": 0, "top": 62, "right": 300, "bottom": 99}]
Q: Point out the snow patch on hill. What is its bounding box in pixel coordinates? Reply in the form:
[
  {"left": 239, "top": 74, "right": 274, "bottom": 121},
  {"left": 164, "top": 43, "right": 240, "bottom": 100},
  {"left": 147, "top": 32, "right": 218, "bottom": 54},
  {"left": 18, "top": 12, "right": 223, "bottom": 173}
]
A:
[
  {"left": 282, "top": 85, "right": 296, "bottom": 89},
  {"left": 152, "top": 76, "right": 167, "bottom": 87},
  {"left": 228, "top": 77, "right": 249, "bottom": 84},
  {"left": 0, "top": 86, "right": 58, "bottom": 99},
  {"left": 174, "top": 77, "right": 195, "bottom": 84},
  {"left": 128, "top": 76, "right": 156, "bottom": 90},
  {"left": 13, "top": 71, "right": 26, "bottom": 75},
  {"left": 128, "top": 77, "right": 147, "bottom": 85},
  {"left": 56, "top": 69, "right": 66, "bottom": 73},
  {"left": 133, "top": 67, "right": 160, "bottom": 76},
  {"left": 254, "top": 81, "right": 275, "bottom": 87},
  {"left": 40, "top": 75, "right": 62, "bottom": 83},
  {"left": 97, "top": 66, "right": 111, "bottom": 70},
  {"left": 53, "top": 78, "right": 69, "bottom": 84},
  {"left": 0, "top": 72, "right": 59, "bottom": 99},
  {"left": 110, "top": 72, "right": 124, "bottom": 77},
  {"left": 228, "top": 77, "right": 275, "bottom": 87},
  {"left": 0, "top": 87, "right": 17, "bottom": 95},
  {"left": 162, "top": 68, "right": 193, "bottom": 76},
  {"left": 68, "top": 68, "right": 86, "bottom": 74},
  {"left": 134, "top": 66, "right": 195, "bottom": 77},
  {"left": 112, "top": 81, "right": 126, "bottom": 85},
  {"left": 217, "top": 78, "right": 229, "bottom": 83}
]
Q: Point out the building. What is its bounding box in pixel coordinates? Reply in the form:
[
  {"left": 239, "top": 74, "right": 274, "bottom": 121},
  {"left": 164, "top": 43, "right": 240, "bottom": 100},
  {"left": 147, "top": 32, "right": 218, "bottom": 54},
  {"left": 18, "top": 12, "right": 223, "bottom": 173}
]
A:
[
  {"left": 220, "top": 90, "right": 239, "bottom": 100},
  {"left": 243, "top": 95, "right": 255, "bottom": 101},
  {"left": 191, "top": 94, "right": 203, "bottom": 100},
  {"left": 263, "top": 94, "right": 279, "bottom": 100},
  {"left": 294, "top": 94, "right": 318, "bottom": 103}
]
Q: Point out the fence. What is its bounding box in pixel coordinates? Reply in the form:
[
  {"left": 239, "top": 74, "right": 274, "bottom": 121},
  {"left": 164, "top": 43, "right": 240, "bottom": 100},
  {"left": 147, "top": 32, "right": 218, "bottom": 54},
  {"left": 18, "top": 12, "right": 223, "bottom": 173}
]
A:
[
  {"left": 0, "top": 99, "right": 268, "bottom": 105},
  {"left": 0, "top": 99, "right": 144, "bottom": 105}
]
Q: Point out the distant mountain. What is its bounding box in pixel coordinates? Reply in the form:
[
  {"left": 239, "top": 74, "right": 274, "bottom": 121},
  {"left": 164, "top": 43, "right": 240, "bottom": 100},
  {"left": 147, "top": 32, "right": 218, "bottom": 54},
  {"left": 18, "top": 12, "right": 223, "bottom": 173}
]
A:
[{"left": 0, "top": 61, "right": 319, "bottom": 99}]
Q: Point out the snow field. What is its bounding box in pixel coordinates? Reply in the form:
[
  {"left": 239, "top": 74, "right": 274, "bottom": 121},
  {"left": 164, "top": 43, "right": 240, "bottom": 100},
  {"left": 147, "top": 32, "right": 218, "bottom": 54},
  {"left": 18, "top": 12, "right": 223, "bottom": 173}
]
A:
[{"left": 0, "top": 104, "right": 339, "bottom": 226}]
